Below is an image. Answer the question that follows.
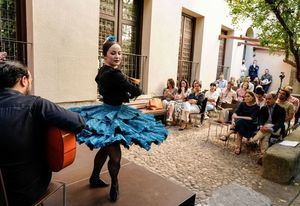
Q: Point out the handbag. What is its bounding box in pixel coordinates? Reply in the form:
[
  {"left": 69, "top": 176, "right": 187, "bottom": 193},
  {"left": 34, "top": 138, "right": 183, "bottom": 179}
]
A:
[
  {"left": 148, "top": 98, "right": 163, "bottom": 110},
  {"left": 47, "top": 127, "right": 76, "bottom": 172}
]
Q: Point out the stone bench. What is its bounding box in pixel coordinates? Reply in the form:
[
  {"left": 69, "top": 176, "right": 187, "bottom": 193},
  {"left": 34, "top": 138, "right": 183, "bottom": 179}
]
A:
[{"left": 262, "top": 126, "right": 300, "bottom": 184}]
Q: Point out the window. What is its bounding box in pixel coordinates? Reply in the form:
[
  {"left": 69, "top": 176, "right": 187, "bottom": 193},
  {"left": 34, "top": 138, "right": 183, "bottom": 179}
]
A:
[
  {"left": 99, "top": 0, "right": 144, "bottom": 79},
  {"left": 0, "top": 0, "right": 28, "bottom": 65},
  {"left": 99, "top": 0, "right": 142, "bottom": 54},
  {"left": 216, "top": 30, "right": 228, "bottom": 79},
  {"left": 177, "top": 14, "right": 195, "bottom": 85}
]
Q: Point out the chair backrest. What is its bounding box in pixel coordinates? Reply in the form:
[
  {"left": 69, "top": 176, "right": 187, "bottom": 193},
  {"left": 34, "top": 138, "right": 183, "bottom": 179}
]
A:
[{"left": 0, "top": 169, "right": 9, "bottom": 206}]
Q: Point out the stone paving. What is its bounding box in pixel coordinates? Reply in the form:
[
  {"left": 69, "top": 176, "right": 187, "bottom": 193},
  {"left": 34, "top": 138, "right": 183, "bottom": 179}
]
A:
[{"left": 122, "top": 122, "right": 300, "bottom": 206}]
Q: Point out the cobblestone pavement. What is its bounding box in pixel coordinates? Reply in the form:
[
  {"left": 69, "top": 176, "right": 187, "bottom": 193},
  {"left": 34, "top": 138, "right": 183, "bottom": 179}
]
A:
[{"left": 122, "top": 123, "right": 300, "bottom": 206}]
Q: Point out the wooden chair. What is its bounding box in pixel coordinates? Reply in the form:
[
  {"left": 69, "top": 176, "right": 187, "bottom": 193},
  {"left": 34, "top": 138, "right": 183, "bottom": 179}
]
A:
[{"left": 0, "top": 169, "right": 66, "bottom": 206}]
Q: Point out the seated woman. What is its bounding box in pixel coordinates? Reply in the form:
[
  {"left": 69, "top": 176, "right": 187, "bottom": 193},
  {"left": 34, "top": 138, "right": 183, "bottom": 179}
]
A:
[
  {"left": 205, "top": 82, "right": 219, "bottom": 112},
  {"left": 162, "top": 78, "right": 177, "bottom": 116},
  {"left": 167, "top": 79, "right": 191, "bottom": 123},
  {"left": 220, "top": 91, "right": 259, "bottom": 155},
  {"left": 179, "top": 80, "right": 205, "bottom": 130},
  {"left": 236, "top": 82, "right": 249, "bottom": 102}
]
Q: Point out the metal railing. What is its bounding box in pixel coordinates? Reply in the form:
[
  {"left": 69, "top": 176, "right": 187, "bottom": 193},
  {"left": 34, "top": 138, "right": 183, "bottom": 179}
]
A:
[
  {"left": 0, "top": 38, "right": 31, "bottom": 65},
  {"left": 177, "top": 59, "right": 199, "bottom": 86},
  {"left": 217, "top": 65, "right": 230, "bottom": 80},
  {"left": 99, "top": 51, "right": 147, "bottom": 91}
]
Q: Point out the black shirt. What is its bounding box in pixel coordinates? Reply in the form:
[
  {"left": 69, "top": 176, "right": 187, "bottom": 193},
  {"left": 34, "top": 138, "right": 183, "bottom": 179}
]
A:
[
  {"left": 0, "top": 88, "right": 85, "bottom": 206},
  {"left": 95, "top": 65, "right": 142, "bottom": 106}
]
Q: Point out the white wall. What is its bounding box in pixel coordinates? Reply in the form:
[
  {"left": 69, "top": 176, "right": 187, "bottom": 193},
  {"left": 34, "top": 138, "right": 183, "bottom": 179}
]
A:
[
  {"left": 145, "top": 0, "right": 251, "bottom": 95},
  {"left": 255, "top": 50, "right": 292, "bottom": 92},
  {"left": 31, "top": 0, "right": 99, "bottom": 103}
]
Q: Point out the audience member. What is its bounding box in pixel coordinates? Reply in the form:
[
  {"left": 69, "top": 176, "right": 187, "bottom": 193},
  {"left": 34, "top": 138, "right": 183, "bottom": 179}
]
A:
[
  {"left": 261, "top": 69, "right": 272, "bottom": 92},
  {"left": 205, "top": 82, "right": 219, "bottom": 113},
  {"left": 276, "top": 89, "right": 295, "bottom": 131},
  {"left": 236, "top": 82, "right": 249, "bottom": 102},
  {"left": 284, "top": 86, "right": 299, "bottom": 125},
  {"left": 216, "top": 73, "right": 227, "bottom": 90},
  {"left": 253, "top": 77, "right": 261, "bottom": 91},
  {"left": 220, "top": 91, "right": 259, "bottom": 155},
  {"left": 240, "top": 59, "right": 247, "bottom": 82},
  {"left": 243, "top": 76, "right": 254, "bottom": 91},
  {"left": 220, "top": 81, "right": 237, "bottom": 104},
  {"left": 284, "top": 86, "right": 299, "bottom": 114},
  {"left": 229, "top": 76, "right": 238, "bottom": 88},
  {"left": 248, "top": 60, "right": 259, "bottom": 82},
  {"left": 255, "top": 86, "right": 266, "bottom": 108},
  {"left": 249, "top": 93, "right": 285, "bottom": 165},
  {"left": 162, "top": 78, "right": 177, "bottom": 109},
  {"left": 0, "top": 52, "right": 7, "bottom": 62},
  {"left": 167, "top": 79, "right": 191, "bottom": 123},
  {"left": 179, "top": 81, "right": 204, "bottom": 130}
]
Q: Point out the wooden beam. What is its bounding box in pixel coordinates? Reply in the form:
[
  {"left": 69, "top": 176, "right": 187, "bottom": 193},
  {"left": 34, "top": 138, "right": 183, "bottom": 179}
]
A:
[
  {"left": 237, "top": 42, "right": 269, "bottom": 50},
  {"left": 218, "top": 34, "right": 260, "bottom": 42}
]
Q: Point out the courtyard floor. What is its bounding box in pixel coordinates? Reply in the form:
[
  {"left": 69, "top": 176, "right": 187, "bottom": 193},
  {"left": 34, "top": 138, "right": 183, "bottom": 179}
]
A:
[{"left": 122, "top": 122, "right": 300, "bottom": 205}]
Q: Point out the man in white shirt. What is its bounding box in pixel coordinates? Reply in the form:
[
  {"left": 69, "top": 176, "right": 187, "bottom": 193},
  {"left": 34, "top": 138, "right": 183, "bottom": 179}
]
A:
[
  {"left": 220, "top": 82, "right": 237, "bottom": 104},
  {"left": 241, "top": 76, "right": 254, "bottom": 92}
]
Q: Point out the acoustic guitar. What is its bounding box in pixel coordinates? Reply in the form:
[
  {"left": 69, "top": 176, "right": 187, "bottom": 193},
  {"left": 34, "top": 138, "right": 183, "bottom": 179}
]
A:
[{"left": 47, "top": 127, "right": 76, "bottom": 172}]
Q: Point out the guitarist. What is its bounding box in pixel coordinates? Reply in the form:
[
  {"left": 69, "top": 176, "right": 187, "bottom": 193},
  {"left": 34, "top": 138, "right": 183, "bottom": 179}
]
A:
[{"left": 0, "top": 61, "right": 85, "bottom": 206}]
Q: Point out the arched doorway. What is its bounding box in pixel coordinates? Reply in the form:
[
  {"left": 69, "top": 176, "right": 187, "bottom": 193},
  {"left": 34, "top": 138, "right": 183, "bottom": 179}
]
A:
[{"left": 243, "top": 27, "right": 254, "bottom": 68}]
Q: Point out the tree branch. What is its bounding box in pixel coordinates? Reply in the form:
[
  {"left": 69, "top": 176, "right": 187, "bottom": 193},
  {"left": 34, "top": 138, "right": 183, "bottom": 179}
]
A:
[{"left": 283, "top": 58, "right": 296, "bottom": 67}]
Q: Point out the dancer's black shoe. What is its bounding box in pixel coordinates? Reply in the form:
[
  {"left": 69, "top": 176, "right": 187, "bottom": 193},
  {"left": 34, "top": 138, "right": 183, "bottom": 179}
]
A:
[
  {"left": 109, "top": 183, "right": 119, "bottom": 202},
  {"left": 89, "top": 177, "right": 109, "bottom": 188}
]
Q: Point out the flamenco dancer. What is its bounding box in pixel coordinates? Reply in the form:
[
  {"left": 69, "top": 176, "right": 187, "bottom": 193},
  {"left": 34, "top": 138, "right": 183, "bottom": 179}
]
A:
[{"left": 71, "top": 36, "right": 168, "bottom": 202}]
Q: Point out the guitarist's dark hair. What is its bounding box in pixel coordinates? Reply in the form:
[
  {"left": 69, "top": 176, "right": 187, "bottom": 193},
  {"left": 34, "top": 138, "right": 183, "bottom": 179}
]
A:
[{"left": 0, "top": 61, "right": 29, "bottom": 89}]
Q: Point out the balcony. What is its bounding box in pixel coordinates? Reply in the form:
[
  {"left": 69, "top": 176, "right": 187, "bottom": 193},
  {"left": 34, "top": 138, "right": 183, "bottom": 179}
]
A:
[
  {"left": 177, "top": 59, "right": 199, "bottom": 85},
  {"left": 217, "top": 65, "right": 230, "bottom": 80},
  {"left": 0, "top": 38, "right": 31, "bottom": 65},
  {"left": 99, "top": 52, "right": 147, "bottom": 91}
]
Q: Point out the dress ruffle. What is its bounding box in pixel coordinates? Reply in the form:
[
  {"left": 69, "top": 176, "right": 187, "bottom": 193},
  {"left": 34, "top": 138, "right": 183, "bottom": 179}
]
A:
[{"left": 69, "top": 104, "right": 168, "bottom": 150}]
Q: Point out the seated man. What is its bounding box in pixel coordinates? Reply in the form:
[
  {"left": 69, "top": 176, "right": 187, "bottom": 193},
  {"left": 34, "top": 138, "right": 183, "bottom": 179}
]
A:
[
  {"left": 249, "top": 93, "right": 286, "bottom": 164},
  {"left": 284, "top": 85, "right": 299, "bottom": 124},
  {"left": 0, "top": 61, "right": 85, "bottom": 206},
  {"left": 179, "top": 81, "right": 204, "bottom": 130},
  {"left": 276, "top": 88, "right": 295, "bottom": 133},
  {"left": 220, "top": 81, "right": 237, "bottom": 104}
]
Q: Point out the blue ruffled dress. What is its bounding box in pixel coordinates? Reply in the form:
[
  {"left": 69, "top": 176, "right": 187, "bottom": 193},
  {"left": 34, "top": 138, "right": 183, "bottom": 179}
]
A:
[{"left": 70, "top": 103, "right": 168, "bottom": 151}]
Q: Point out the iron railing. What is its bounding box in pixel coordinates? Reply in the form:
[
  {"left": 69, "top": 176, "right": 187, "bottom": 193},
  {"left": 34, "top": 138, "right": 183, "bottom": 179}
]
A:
[
  {"left": 177, "top": 59, "right": 199, "bottom": 86},
  {"left": 99, "top": 51, "right": 147, "bottom": 91},
  {"left": 0, "top": 38, "right": 31, "bottom": 65},
  {"left": 217, "top": 65, "right": 230, "bottom": 80}
]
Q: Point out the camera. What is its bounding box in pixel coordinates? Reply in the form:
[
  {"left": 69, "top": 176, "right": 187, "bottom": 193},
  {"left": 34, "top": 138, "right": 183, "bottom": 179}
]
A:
[{"left": 279, "top": 72, "right": 285, "bottom": 80}]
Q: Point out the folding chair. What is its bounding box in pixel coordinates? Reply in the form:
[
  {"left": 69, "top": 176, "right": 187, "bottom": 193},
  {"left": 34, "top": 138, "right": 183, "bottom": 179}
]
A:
[{"left": 0, "top": 169, "right": 66, "bottom": 206}]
